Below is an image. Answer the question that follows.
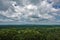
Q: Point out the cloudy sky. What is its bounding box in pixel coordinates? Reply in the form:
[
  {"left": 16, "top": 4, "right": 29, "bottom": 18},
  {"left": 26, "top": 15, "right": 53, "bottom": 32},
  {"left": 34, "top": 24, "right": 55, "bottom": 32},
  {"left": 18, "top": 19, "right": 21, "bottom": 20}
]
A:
[{"left": 0, "top": 0, "right": 60, "bottom": 25}]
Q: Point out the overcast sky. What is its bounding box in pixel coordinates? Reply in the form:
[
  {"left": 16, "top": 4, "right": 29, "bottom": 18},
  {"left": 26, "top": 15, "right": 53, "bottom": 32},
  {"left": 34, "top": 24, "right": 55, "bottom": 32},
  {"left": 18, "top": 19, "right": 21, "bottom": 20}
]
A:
[{"left": 0, "top": 0, "right": 60, "bottom": 25}]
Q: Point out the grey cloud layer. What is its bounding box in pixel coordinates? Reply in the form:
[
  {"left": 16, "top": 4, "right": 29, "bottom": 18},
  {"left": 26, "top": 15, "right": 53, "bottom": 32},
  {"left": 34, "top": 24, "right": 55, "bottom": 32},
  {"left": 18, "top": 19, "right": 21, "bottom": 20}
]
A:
[{"left": 0, "top": 0, "right": 60, "bottom": 23}]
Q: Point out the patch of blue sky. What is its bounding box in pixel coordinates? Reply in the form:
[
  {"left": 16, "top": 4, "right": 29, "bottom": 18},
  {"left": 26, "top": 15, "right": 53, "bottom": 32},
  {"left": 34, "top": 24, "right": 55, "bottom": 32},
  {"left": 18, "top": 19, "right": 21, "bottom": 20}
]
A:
[{"left": 53, "top": 4, "right": 60, "bottom": 9}]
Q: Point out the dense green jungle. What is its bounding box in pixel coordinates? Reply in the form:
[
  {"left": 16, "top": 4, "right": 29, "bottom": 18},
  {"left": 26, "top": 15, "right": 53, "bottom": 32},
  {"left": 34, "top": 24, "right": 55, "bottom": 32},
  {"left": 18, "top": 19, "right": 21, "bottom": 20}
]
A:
[{"left": 0, "top": 25, "right": 60, "bottom": 40}]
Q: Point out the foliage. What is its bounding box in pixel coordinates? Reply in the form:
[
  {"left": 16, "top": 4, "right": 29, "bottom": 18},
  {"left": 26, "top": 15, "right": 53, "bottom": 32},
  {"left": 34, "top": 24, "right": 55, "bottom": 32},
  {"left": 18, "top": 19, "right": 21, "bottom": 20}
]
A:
[{"left": 0, "top": 27, "right": 60, "bottom": 40}]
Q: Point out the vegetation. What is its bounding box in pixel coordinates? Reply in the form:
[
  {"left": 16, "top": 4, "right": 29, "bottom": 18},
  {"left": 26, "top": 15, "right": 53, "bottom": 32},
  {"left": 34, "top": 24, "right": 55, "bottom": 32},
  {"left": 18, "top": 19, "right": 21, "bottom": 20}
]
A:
[{"left": 0, "top": 27, "right": 60, "bottom": 40}]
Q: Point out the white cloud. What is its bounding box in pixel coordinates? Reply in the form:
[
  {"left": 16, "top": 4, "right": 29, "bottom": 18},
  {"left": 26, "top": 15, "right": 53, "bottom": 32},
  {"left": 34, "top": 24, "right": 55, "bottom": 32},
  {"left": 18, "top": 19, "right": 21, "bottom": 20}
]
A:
[
  {"left": 0, "top": 19, "right": 13, "bottom": 22},
  {"left": 25, "top": 4, "right": 37, "bottom": 10},
  {"left": 0, "top": 0, "right": 60, "bottom": 23}
]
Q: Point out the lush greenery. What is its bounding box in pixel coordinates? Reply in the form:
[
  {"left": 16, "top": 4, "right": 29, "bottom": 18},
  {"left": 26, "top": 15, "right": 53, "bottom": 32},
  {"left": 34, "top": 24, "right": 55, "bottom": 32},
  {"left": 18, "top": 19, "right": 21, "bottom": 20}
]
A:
[{"left": 0, "top": 27, "right": 60, "bottom": 40}]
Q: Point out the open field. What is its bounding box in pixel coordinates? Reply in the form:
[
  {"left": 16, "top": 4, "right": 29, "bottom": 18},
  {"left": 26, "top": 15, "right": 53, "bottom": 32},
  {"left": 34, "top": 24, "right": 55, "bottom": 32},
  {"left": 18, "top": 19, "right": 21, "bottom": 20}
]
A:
[{"left": 0, "top": 25, "right": 60, "bottom": 40}]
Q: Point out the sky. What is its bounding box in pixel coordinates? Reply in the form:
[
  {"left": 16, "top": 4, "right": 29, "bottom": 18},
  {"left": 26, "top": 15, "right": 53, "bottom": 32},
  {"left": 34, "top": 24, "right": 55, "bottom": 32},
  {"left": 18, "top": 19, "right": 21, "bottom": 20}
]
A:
[{"left": 0, "top": 0, "right": 60, "bottom": 25}]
